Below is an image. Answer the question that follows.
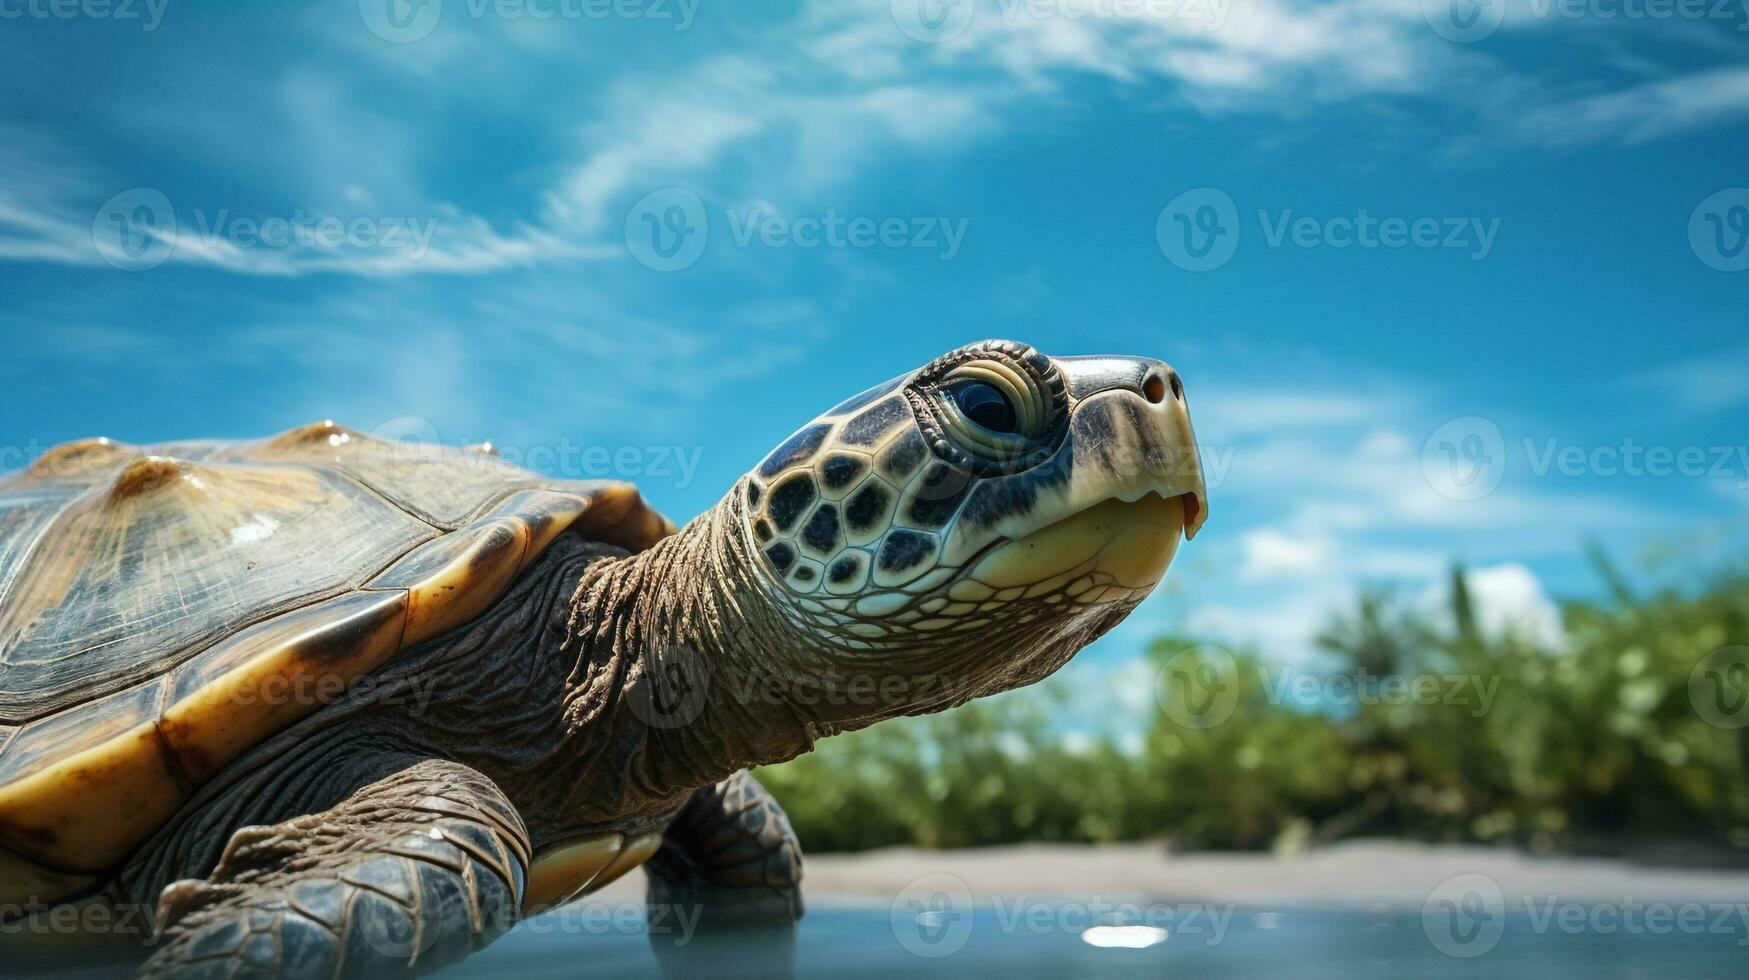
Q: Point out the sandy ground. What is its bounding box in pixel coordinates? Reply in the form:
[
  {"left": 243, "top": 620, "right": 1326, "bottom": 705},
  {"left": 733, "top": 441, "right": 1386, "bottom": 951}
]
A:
[{"left": 590, "top": 840, "right": 1749, "bottom": 906}]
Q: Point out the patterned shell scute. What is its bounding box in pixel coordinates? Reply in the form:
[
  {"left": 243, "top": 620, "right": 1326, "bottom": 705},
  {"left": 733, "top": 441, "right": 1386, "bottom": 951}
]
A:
[
  {"left": 0, "top": 423, "right": 674, "bottom": 880},
  {"left": 0, "top": 456, "right": 434, "bottom": 721}
]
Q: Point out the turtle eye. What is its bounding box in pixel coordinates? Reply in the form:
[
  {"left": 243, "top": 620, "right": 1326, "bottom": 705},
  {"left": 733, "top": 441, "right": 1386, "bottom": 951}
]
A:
[{"left": 949, "top": 380, "right": 1018, "bottom": 434}]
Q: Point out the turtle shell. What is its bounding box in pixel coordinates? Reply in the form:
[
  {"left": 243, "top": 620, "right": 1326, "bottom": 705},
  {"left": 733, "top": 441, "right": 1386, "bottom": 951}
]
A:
[{"left": 0, "top": 421, "right": 673, "bottom": 897}]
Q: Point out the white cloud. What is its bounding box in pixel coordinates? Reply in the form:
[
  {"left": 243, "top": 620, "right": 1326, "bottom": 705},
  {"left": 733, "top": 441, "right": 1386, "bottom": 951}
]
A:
[
  {"left": 1509, "top": 65, "right": 1749, "bottom": 148},
  {"left": 1239, "top": 527, "right": 1329, "bottom": 580},
  {"left": 1196, "top": 391, "right": 1379, "bottom": 437},
  {"left": 1421, "top": 562, "right": 1564, "bottom": 649},
  {"left": 4, "top": 2, "right": 1743, "bottom": 278},
  {"left": 1125, "top": 371, "right": 1682, "bottom": 665}
]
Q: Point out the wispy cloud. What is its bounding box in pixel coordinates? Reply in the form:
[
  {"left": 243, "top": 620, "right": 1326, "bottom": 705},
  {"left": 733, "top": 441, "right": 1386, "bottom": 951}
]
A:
[
  {"left": 1509, "top": 65, "right": 1749, "bottom": 147},
  {"left": 1636, "top": 345, "right": 1749, "bottom": 416},
  {"left": 3, "top": 2, "right": 1744, "bottom": 279}
]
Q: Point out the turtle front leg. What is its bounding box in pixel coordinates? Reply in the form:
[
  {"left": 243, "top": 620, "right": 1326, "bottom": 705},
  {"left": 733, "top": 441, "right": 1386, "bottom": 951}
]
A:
[
  {"left": 140, "top": 758, "right": 530, "bottom": 980},
  {"left": 642, "top": 771, "right": 802, "bottom": 975}
]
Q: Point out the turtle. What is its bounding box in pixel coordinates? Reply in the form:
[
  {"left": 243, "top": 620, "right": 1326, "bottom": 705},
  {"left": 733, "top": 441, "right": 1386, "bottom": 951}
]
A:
[{"left": 0, "top": 339, "right": 1207, "bottom": 978}]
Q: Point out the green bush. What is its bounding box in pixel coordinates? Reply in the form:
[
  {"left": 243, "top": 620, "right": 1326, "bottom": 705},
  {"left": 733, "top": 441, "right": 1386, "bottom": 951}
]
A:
[{"left": 756, "top": 563, "right": 1749, "bottom": 854}]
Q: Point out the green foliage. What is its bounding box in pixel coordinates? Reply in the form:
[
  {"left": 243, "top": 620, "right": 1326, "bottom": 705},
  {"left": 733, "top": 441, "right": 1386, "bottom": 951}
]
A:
[{"left": 756, "top": 564, "right": 1749, "bottom": 854}]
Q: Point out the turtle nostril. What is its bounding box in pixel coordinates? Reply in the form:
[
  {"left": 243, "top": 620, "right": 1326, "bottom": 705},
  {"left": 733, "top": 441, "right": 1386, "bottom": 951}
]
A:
[
  {"left": 1168, "top": 372, "right": 1184, "bottom": 401},
  {"left": 1142, "top": 375, "right": 1167, "bottom": 404}
]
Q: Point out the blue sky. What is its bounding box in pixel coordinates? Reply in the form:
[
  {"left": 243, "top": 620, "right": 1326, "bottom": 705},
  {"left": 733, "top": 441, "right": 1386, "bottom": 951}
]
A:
[{"left": 2, "top": 0, "right": 1746, "bottom": 702}]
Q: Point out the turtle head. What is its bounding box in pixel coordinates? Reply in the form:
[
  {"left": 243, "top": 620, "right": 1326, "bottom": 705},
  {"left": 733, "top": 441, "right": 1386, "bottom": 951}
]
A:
[{"left": 732, "top": 339, "right": 1207, "bottom": 714}]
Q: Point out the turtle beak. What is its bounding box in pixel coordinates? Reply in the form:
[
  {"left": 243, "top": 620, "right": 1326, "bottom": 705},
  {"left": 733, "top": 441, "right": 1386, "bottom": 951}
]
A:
[{"left": 1055, "top": 355, "right": 1208, "bottom": 542}]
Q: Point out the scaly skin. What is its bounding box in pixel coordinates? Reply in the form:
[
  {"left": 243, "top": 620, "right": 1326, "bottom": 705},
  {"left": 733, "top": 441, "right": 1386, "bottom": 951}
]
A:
[{"left": 110, "top": 340, "right": 1206, "bottom": 978}]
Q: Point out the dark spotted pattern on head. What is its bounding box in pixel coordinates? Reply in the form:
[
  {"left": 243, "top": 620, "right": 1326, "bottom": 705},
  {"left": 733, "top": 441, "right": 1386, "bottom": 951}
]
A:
[
  {"left": 758, "top": 423, "right": 832, "bottom": 479},
  {"left": 801, "top": 504, "right": 841, "bottom": 555},
  {"left": 819, "top": 454, "right": 866, "bottom": 492},
  {"left": 734, "top": 340, "right": 1201, "bottom": 676},
  {"left": 764, "top": 541, "right": 796, "bottom": 572},
  {"left": 875, "top": 428, "right": 928, "bottom": 481},
  {"left": 954, "top": 455, "right": 1070, "bottom": 536},
  {"left": 768, "top": 474, "right": 818, "bottom": 531},
  {"left": 828, "top": 553, "right": 863, "bottom": 585},
  {"left": 839, "top": 397, "right": 910, "bottom": 448},
  {"left": 878, "top": 529, "right": 936, "bottom": 574},
  {"left": 902, "top": 462, "right": 973, "bottom": 529},
  {"left": 845, "top": 482, "right": 893, "bottom": 534}
]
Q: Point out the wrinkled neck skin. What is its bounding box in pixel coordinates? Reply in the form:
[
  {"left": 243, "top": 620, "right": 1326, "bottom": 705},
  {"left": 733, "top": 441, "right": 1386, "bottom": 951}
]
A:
[
  {"left": 549, "top": 489, "right": 812, "bottom": 822},
  {"left": 537, "top": 481, "right": 1138, "bottom": 834}
]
